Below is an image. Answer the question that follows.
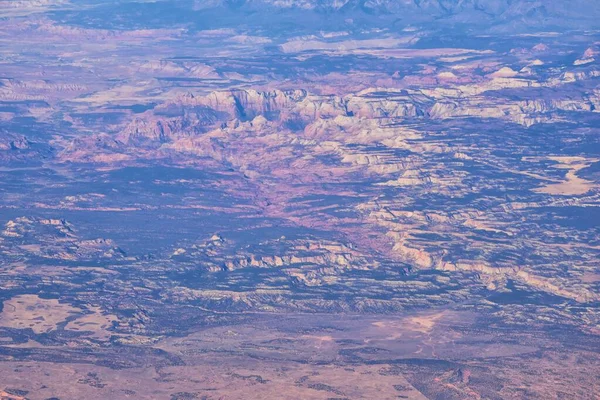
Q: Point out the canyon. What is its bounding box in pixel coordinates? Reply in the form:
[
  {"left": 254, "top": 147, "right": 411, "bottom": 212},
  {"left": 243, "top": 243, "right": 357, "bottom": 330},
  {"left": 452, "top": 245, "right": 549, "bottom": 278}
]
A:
[{"left": 0, "top": 0, "right": 599, "bottom": 398}]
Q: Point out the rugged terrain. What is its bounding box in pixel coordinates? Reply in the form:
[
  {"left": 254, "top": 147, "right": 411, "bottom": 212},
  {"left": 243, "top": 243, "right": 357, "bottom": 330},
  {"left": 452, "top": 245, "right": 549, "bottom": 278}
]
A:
[{"left": 0, "top": 0, "right": 599, "bottom": 399}]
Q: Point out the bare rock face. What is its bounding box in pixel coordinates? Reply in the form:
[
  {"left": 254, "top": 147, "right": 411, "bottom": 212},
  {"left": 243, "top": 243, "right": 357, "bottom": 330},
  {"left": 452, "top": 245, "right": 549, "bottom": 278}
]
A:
[
  {"left": 117, "top": 115, "right": 213, "bottom": 146},
  {"left": 59, "top": 133, "right": 129, "bottom": 163},
  {"left": 345, "top": 89, "right": 429, "bottom": 118},
  {"left": 1, "top": 217, "right": 127, "bottom": 261},
  {"left": 197, "top": 89, "right": 315, "bottom": 121},
  {"left": 0, "top": 133, "right": 27, "bottom": 152},
  {"left": 108, "top": 82, "right": 600, "bottom": 154},
  {"left": 119, "top": 118, "right": 178, "bottom": 145},
  {"left": 109, "top": 88, "right": 431, "bottom": 150},
  {"left": 2, "top": 217, "right": 75, "bottom": 239},
  {"left": 137, "top": 60, "right": 220, "bottom": 79},
  {"left": 0, "top": 131, "right": 51, "bottom": 163},
  {"left": 7, "top": 136, "right": 31, "bottom": 150}
]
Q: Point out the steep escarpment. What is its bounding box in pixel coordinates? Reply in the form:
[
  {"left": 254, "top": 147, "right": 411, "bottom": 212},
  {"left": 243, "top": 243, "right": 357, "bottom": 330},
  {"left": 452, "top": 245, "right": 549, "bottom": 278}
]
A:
[{"left": 62, "top": 76, "right": 599, "bottom": 160}]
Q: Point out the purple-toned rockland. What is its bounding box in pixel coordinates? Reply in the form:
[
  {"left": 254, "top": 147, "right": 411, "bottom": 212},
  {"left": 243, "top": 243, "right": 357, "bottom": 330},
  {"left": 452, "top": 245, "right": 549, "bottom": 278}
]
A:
[{"left": 0, "top": 1, "right": 599, "bottom": 399}]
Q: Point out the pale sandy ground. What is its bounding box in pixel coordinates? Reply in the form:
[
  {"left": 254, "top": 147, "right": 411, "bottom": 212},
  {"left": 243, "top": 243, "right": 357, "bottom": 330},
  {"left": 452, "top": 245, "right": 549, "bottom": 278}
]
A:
[
  {"left": 0, "top": 295, "right": 78, "bottom": 334},
  {"left": 0, "top": 295, "right": 117, "bottom": 338},
  {"left": 534, "top": 156, "right": 597, "bottom": 196}
]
